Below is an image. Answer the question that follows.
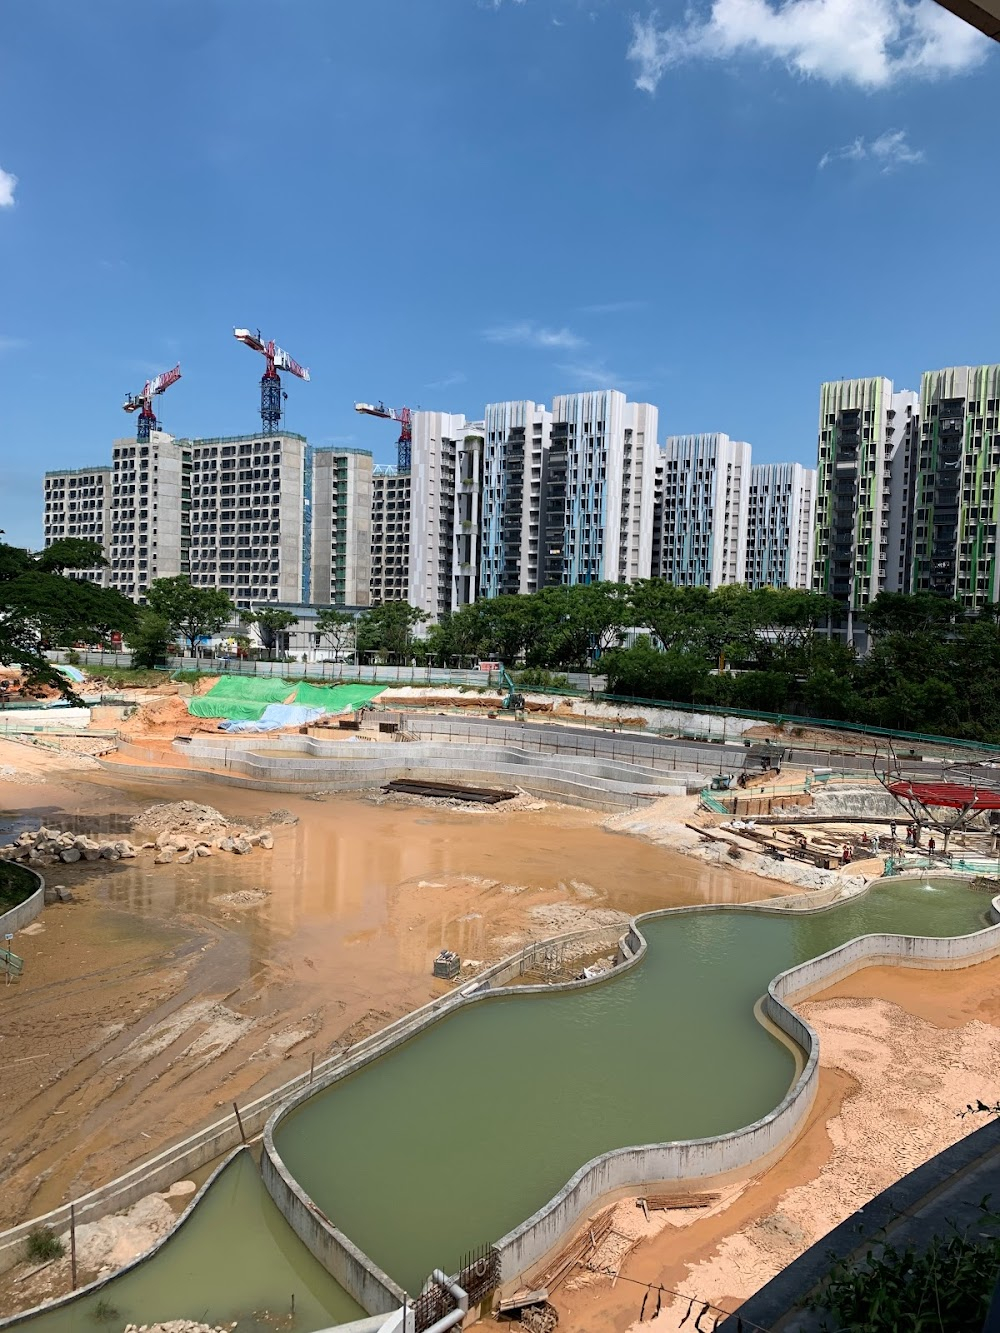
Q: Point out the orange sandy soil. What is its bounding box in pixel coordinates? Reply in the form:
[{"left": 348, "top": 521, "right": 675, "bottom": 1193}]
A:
[
  {"left": 546, "top": 960, "right": 1000, "bottom": 1332},
  {"left": 0, "top": 749, "right": 781, "bottom": 1234}
]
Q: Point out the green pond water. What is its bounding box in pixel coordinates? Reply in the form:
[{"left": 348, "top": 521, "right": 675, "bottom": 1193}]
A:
[
  {"left": 15, "top": 1153, "right": 364, "bottom": 1333},
  {"left": 275, "top": 877, "right": 992, "bottom": 1294}
]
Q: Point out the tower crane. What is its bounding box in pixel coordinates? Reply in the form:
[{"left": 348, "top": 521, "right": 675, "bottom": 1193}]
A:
[
  {"left": 233, "top": 328, "right": 310, "bottom": 434},
  {"left": 122, "top": 364, "right": 182, "bottom": 443},
  {"left": 354, "top": 401, "right": 412, "bottom": 472}
]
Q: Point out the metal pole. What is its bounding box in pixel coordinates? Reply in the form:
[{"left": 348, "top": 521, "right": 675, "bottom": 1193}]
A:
[
  {"left": 70, "top": 1203, "right": 77, "bottom": 1290},
  {"left": 233, "top": 1101, "right": 247, "bottom": 1145}
]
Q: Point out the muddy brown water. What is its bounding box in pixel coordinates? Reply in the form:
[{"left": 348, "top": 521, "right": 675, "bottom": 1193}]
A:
[{"left": 0, "top": 772, "right": 776, "bottom": 1231}]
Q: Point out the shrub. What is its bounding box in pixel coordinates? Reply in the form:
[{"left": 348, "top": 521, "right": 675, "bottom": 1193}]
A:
[
  {"left": 92, "top": 1298, "right": 119, "bottom": 1323},
  {"left": 514, "top": 668, "right": 570, "bottom": 689},
  {"left": 26, "top": 1227, "right": 64, "bottom": 1262}
]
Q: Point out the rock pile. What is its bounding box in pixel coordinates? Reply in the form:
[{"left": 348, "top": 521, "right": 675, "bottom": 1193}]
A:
[
  {"left": 0, "top": 801, "right": 275, "bottom": 869},
  {"left": 123, "top": 1324, "right": 236, "bottom": 1333}
]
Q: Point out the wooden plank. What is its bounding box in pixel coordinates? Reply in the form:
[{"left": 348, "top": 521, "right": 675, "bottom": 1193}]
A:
[
  {"left": 498, "top": 1288, "right": 549, "bottom": 1315},
  {"left": 641, "top": 1192, "right": 720, "bottom": 1210}
]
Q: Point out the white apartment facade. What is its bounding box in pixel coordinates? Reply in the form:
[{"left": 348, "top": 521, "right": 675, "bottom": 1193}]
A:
[
  {"left": 745, "top": 462, "right": 817, "bottom": 590},
  {"left": 480, "top": 400, "right": 552, "bottom": 598},
  {"left": 407, "top": 411, "right": 485, "bottom": 619},
  {"left": 108, "top": 433, "right": 190, "bottom": 601},
  {"left": 42, "top": 465, "right": 112, "bottom": 583},
  {"left": 544, "top": 390, "right": 657, "bottom": 587},
  {"left": 655, "top": 434, "right": 751, "bottom": 588}
]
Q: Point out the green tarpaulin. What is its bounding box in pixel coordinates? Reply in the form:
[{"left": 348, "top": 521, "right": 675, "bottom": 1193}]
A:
[
  {"left": 204, "top": 676, "right": 295, "bottom": 703},
  {"left": 187, "top": 697, "right": 270, "bottom": 721},
  {"left": 291, "top": 682, "right": 385, "bottom": 713}
]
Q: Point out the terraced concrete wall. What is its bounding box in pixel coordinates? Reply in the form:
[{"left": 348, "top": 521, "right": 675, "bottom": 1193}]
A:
[
  {"left": 491, "top": 898, "right": 1000, "bottom": 1287},
  {"left": 0, "top": 868, "right": 44, "bottom": 936}
]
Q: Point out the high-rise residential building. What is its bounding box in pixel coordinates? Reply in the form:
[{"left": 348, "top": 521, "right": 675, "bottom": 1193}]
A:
[
  {"left": 544, "top": 390, "right": 657, "bottom": 587},
  {"left": 654, "top": 434, "right": 750, "bottom": 588},
  {"left": 108, "top": 433, "right": 191, "bottom": 601},
  {"left": 745, "top": 462, "right": 817, "bottom": 590},
  {"left": 912, "top": 364, "right": 1000, "bottom": 608},
  {"left": 451, "top": 426, "right": 484, "bottom": 611},
  {"left": 812, "top": 379, "right": 918, "bottom": 630},
  {"left": 480, "top": 400, "right": 552, "bottom": 598},
  {"left": 310, "top": 447, "right": 373, "bottom": 607},
  {"left": 370, "top": 467, "right": 411, "bottom": 605},
  {"left": 187, "top": 433, "right": 307, "bottom": 605},
  {"left": 42, "top": 466, "right": 112, "bottom": 583},
  {"left": 407, "top": 412, "right": 485, "bottom": 619}
]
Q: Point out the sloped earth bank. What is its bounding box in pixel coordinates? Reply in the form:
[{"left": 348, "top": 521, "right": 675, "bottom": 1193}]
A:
[
  {"left": 0, "top": 756, "right": 779, "bottom": 1233},
  {"left": 550, "top": 957, "right": 1000, "bottom": 1333}
]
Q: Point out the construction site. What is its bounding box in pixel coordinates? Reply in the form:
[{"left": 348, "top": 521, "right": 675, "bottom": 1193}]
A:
[{"left": 2, "top": 665, "right": 1000, "bottom": 1333}]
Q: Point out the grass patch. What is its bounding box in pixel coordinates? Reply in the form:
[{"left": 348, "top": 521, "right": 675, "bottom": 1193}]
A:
[
  {"left": 92, "top": 1298, "right": 119, "bottom": 1323},
  {"left": 25, "top": 1227, "right": 64, "bottom": 1263},
  {"left": 0, "top": 863, "right": 36, "bottom": 913},
  {"left": 85, "top": 667, "right": 166, "bottom": 689}
]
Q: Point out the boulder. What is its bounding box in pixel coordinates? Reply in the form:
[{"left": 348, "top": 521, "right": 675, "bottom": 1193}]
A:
[
  {"left": 218, "top": 837, "right": 235, "bottom": 853},
  {"left": 258, "top": 832, "right": 274, "bottom": 850},
  {"left": 60, "top": 848, "right": 82, "bottom": 863},
  {"left": 99, "top": 845, "right": 122, "bottom": 861},
  {"left": 231, "top": 838, "right": 252, "bottom": 856},
  {"left": 176, "top": 849, "right": 196, "bottom": 865},
  {"left": 56, "top": 886, "right": 74, "bottom": 903},
  {"left": 82, "top": 847, "right": 102, "bottom": 861},
  {"left": 195, "top": 844, "right": 213, "bottom": 857},
  {"left": 115, "top": 841, "right": 138, "bottom": 859},
  {"left": 154, "top": 849, "right": 175, "bottom": 865},
  {"left": 57, "top": 833, "right": 76, "bottom": 848}
]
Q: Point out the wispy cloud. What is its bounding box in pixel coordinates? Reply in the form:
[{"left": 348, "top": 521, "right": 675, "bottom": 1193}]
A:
[
  {"left": 0, "top": 336, "right": 27, "bottom": 354},
  {"left": 555, "top": 358, "right": 645, "bottom": 391},
  {"left": 0, "top": 166, "right": 17, "bottom": 208},
  {"left": 426, "top": 371, "right": 467, "bottom": 391},
  {"left": 819, "top": 128, "right": 924, "bottom": 171},
  {"left": 483, "top": 321, "right": 585, "bottom": 350},
  {"left": 628, "top": 0, "right": 989, "bottom": 92},
  {"left": 579, "top": 299, "right": 646, "bottom": 315}
]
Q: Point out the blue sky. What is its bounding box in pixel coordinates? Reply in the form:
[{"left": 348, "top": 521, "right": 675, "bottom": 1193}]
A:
[{"left": 1, "top": 0, "right": 997, "bottom": 548}]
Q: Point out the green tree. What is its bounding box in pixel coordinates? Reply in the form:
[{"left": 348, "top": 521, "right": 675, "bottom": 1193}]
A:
[
  {"left": 125, "top": 611, "right": 172, "bottom": 669},
  {"left": 315, "top": 608, "right": 356, "bottom": 661},
  {"left": 356, "top": 601, "right": 428, "bottom": 660},
  {"left": 245, "top": 607, "right": 298, "bottom": 660},
  {"left": 0, "top": 539, "right": 137, "bottom": 695},
  {"left": 146, "top": 576, "right": 234, "bottom": 657}
]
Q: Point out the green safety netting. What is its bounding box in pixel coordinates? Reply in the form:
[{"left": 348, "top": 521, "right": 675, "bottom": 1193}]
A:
[{"left": 291, "top": 682, "right": 385, "bottom": 713}]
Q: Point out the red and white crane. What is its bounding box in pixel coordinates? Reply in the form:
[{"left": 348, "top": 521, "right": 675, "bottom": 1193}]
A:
[
  {"left": 122, "top": 364, "right": 182, "bottom": 442},
  {"left": 354, "top": 401, "right": 412, "bottom": 472},
  {"left": 233, "top": 328, "right": 310, "bottom": 433}
]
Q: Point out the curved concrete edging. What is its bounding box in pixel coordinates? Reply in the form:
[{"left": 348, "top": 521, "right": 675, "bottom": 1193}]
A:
[
  {"left": 259, "top": 888, "right": 1000, "bottom": 1311},
  {"left": 0, "top": 867, "right": 45, "bottom": 936},
  {"left": 0, "top": 1147, "right": 246, "bottom": 1331},
  {"left": 0, "top": 923, "right": 628, "bottom": 1282}
]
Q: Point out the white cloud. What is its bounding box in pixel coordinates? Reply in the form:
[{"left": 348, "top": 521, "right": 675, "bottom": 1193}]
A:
[
  {"left": 426, "top": 371, "right": 467, "bottom": 390},
  {"left": 0, "top": 336, "right": 26, "bottom": 353},
  {"left": 579, "top": 299, "right": 646, "bottom": 314},
  {"left": 628, "top": 0, "right": 989, "bottom": 92},
  {"left": 0, "top": 167, "right": 17, "bottom": 208},
  {"left": 819, "top": 127, "right": 924, "bottom": 170},
  {"left": 556, "top": 358, "right": 644, "bottom": 390},
  {"left": 483, "top": 321, "right": 585, "bottom": 350}
]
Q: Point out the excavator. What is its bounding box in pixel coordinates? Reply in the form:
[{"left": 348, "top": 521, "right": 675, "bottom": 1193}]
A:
[{"left": 496, "top": 665, "right": 525, "bottom": 715}]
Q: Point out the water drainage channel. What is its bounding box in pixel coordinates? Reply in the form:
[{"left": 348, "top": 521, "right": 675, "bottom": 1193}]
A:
[{"left": 9, "top": 877, "right": 993, "bottom": 1330}]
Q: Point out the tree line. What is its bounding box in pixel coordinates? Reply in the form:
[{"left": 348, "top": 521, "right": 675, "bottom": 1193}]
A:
[{"left": 6, "top": 537, "right": 1000, "bottom": 742}]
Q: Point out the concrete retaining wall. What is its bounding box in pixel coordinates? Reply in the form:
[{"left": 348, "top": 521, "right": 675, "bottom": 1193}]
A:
[
  {"left": 0, "top": 868, "right": 44, "bottom": 936},
  {"left": 0, "top": 1149, "right": 244, "bottom": 1331},
  {"left": 0, "top": 709, "right": 91, "bottom": 733}
]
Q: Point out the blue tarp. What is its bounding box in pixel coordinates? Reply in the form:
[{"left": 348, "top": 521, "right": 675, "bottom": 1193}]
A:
[{"left": 218, "top": 704, "right": 327, "bottom": 733}]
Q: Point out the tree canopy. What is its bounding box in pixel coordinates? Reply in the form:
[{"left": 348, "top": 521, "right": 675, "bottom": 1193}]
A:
[
  {"left": 245, "top": 607, "right": 298, "bottom": 659},
  {"left": 0, "top": 539, "right": 138, "bottom": 694},
  {"left": 145, "top": 576, "right": 234, "bottom": 656}
]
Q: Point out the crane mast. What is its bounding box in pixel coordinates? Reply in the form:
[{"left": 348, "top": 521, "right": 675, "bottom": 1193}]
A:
[
  {"left": 122, "top": 364, "right": 182, "bottom": 442},
  {"left": 354, "top": 401, "right": 413, "bottom": 472},
  {"left": 234, "top": 328, "right": 310, "bottom": 433}
]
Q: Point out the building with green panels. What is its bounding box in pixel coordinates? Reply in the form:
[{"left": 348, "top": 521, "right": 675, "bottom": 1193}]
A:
[
  {"left": 812, "top": 378, "right": 919, "bottom": 639},
  {"left": 913, "top": 365, "right": 1000, "bottom": 608}
]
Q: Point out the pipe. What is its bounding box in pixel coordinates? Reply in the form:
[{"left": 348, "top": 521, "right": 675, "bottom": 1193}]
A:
[
  {"left": 431, "top": 1269, "right": 469, "bottom": 1314},
  {"left": 421, "top": 1309, "right": 464, "bottom": 1333}
]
